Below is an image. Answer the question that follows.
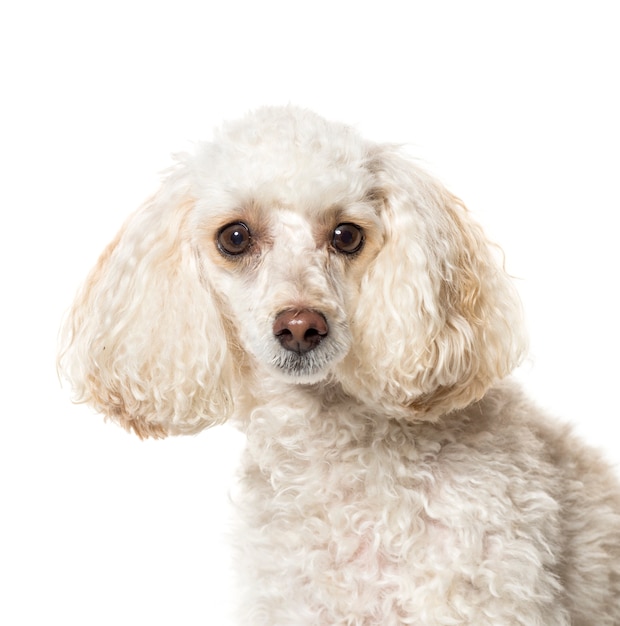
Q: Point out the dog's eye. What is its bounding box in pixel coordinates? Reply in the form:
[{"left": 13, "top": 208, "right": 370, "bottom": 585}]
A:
[
  {"left": 217, "top": 222, "right": 252, "bottom": 256},
  {"left": 332, "top": 223, "right": 364, "bottom": 254}
]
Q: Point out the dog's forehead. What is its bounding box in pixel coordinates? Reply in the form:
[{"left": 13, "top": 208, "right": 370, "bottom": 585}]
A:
[
  {"left": 191, "top": 110, "right": 375, "bottom": 214},
  {"left": 268, "top": 209, "right": 318, "bottom": 247}
]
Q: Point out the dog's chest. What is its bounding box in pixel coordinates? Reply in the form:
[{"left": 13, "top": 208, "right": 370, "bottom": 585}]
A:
[
  {"left": 235, "top": 410, "right": 562, "bottom": 622},
  {"left": 240, "top": 413, "right": 445, "bottom": 536}
]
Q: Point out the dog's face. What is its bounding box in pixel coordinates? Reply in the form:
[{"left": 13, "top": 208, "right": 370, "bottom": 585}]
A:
[
  {"left": 190, "top": 132, "right": 385, "bottom": 384},
  {"left": 58, "top": 106, "right": 526, "bottom": 437}
]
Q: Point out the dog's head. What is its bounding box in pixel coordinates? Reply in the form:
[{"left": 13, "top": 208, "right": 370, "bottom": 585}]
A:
[{"left": 58, "top": 106, "right": 526, "bottom": 436}]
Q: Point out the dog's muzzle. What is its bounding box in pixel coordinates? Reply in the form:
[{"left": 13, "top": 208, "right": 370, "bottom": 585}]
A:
[{"left": 270, "top": 308, "right": 342, "bottom": 380}]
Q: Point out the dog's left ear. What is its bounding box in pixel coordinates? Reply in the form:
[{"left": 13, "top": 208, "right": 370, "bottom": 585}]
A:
[{"left": 341, "top": 147, "right": 527, "bottom": 417}]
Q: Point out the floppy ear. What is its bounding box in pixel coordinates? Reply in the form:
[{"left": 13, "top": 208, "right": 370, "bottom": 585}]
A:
[
  {"left": 58, "top": 165, "right": 238, "bottom": 438},
  {"left": 342, "top": 147, "right": 526, "bottom": 418}
]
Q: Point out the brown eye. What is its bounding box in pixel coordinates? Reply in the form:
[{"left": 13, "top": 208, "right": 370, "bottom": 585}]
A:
[
  {"left": 332, "top": 223, "right": 364, "bottom": 254},
  {"left": 217, "top": 222, "right": 252, "bottom": 256}
]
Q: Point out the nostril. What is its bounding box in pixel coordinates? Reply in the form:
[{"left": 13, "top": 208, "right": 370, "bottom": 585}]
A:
[
  {"left": 273, "top": 309, "right": 329, "bottom": 354},
  {"left": 303, "top": 327, "right": 322, "bottom": 340}
]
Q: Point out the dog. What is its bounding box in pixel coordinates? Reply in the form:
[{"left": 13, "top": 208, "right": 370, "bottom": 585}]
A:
[{"left": 59, "top": 106, "right": 620, "bottom": 625}]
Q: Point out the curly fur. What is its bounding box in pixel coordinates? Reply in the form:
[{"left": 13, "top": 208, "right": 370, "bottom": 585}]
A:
[{"left": 58, "top": 106, "right": 620, "bottom": 625}]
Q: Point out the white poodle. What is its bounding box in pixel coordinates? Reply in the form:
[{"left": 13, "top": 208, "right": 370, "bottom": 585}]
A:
[{"left": 59, "top": 107, "right": 620, "bottom": 625}]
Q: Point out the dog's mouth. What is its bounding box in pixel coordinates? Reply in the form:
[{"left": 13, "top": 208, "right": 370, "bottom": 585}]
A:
[{"left": 270, "top": 349, "right": 335, "bottom": 380}]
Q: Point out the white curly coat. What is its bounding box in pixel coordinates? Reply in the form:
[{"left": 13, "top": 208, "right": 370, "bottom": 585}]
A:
[{"left": 59, "top": 107, "right": 620, "bottom": 625}]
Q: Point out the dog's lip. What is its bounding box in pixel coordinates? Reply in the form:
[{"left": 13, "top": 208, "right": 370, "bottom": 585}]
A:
[
  {"left": 271, "top": 352, "right": 329, "bottom": 374},
  {"left": 268, "top": 342, "right": 339, "bottom": 382}
]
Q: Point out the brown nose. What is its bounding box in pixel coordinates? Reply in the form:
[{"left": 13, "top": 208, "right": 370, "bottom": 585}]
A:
[{"left": 273, "top": 309, "right": 328, "bottom": 354}]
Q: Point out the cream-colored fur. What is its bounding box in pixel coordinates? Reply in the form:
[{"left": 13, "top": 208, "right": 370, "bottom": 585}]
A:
[{"left": 59, "top": 106, "right": 620, "bottom": 625}]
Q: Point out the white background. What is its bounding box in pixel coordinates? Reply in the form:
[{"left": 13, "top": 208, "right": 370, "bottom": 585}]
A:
[{"left": 1, "top": 1, "right": 619, "bottom": 624}]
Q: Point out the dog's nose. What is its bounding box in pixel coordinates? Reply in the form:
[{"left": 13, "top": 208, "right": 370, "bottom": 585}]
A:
[{"left": 273, "top": 309, "right": 328, "bottom": 354}]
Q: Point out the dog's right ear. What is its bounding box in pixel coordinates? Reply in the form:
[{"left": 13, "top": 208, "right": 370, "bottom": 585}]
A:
[{"left": 58, "top": 164, "right": 238, "bottom": 438}]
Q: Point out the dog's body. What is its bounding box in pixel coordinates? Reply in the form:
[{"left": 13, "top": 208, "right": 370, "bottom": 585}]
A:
[
  {"left": 236, "top": 382, "right": 619, "bottom": 625},
  {"left": 59, "top": 107, "right": 620, "bottom": 624}
]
